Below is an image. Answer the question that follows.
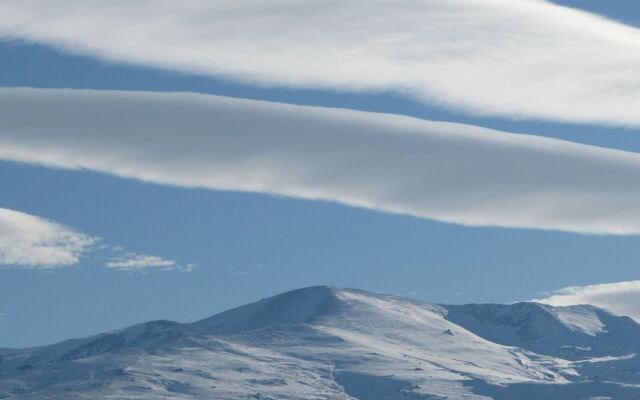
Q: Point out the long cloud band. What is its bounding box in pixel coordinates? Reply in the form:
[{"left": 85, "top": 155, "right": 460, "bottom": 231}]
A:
[
  {"left": 1, "top": 1, "right": 640, "bottom": 126},
  {"left": 1, "top": 87, "right": 640, "bottom": 234}
]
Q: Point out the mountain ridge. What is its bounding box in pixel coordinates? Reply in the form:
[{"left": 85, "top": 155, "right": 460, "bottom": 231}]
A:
[{"left": 2, "top": 286, "right": 639, "bottom": 399}]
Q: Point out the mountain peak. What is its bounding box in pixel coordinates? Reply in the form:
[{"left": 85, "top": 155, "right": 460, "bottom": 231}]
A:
[
  {"left": 4, "top": 287, "right": 640, "bottom": 399},
  {"left": 189, "top": 286, "right": 342, "bottom": 335}
]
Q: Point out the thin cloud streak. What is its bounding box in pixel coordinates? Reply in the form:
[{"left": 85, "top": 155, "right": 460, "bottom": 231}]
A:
[
  {"left": 106, "top": 254, "right": 176, "bottom": 271},
  {"left": 0, "top": 1, "right": 639, "bottom": 125},
  {"left": 536, "top": 281, "right": 640, "bottom": 323},
  {"left": 104, "top": 252, "right": 197, "bottom": 273},
  {"left": 2, "top": 88, "right": 640, "bottom": 234}
]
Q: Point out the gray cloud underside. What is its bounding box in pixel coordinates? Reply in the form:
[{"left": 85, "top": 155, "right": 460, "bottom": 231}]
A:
[
  {"left": 2, "top": 88, "right": 640, "bottom": 234},
  {"left": 1, "top": 1, "right": 640, "bottom": 125}
]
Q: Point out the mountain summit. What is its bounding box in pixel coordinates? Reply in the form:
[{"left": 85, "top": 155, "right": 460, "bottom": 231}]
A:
[{"left": 2, "top": 287, "right": 639, "bottom": 399}]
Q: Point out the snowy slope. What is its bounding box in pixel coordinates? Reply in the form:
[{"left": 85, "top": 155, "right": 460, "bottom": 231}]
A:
[
  {"left": 1, "top": 287, "right": 640, "bottom": 399},
  {"left": 443, "top": 302, "right": 640, "bottom": 358}
]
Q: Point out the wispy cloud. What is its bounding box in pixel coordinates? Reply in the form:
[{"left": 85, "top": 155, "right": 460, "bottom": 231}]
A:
[
  {"left": 105, "top": 252, "right": 196, "bottom": 272},
  {"left": 2, "top": 88, "right": 640, "bottom": 234},
  {"left": 0, "top": 1, "right": 639, "bottom": 126},
  {"left": 0, "top": 206, "right": 193, "bottom": 272},
  {"left": 0, "top": 207, "right": 97, "bottom": 268},
  {"left": 106, "top": 253, "right": 176, "bottom": 271},
  {"left": 535, "top": 281, "right": 640, "bottom": 322}
]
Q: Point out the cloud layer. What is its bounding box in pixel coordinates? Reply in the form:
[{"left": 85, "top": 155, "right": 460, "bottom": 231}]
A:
[
  {"left": 1, "top": 1, "right": 639, "bottom": 126},
  {"left": 2, "top": 88, "right": 640, "bottom": 234},
  {"left": 537, "top": 281, "right": 640, "bottom": 323},
  {"left": 0, "top": 207, "right": 96, "bottom": 268}
]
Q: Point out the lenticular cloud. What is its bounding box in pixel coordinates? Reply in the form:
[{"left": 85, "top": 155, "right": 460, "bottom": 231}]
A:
[
  {"left": 1, "top": 1, "right": 639, "bottom": 126},
  {"left": 1, "top": 87, "right": 640, "bottom": 234}
]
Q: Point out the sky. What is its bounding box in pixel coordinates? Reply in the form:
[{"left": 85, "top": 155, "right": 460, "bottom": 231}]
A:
[{"left": 1, "top": 0, "right": 640, "bottom": 348}]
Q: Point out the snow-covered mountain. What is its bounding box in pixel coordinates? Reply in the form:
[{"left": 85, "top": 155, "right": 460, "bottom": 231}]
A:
[{"left": 2, "top": 287, "right": 639, "bottom": 399}]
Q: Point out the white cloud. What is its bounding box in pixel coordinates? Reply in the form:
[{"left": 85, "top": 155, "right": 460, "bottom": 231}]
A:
[
  {"left": 0, "top": 207, "right": 97, "bottom": 268},
  {"left": 0, "top": 206, "right": 189, "bottom": 272},
  {"left": 2, "top": 88, "right": 640, "bottom": 234},
  {"left": 179, "top": 263, "right": 198, "bottom": 273},
  {"left": 535, "top": 281, "right": 640, "bottom": 323},
  {"left": 105, "top": 252, "right": 197, "bottom": 272},
  {"left": 106, "top": 253, "right": 176, "bottom": 271},
  {"left": 1, "top": 1, "right": 640, "bottom": 126}
]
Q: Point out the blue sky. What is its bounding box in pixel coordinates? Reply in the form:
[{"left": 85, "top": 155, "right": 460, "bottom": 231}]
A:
[{"left": 1, "top": 0, "right": 640, "bottom": 347}]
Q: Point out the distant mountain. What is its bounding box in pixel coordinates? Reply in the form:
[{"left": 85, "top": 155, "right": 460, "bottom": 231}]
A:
[
  {"left": 444, "top": 302, "right": 640, "bottom": 359},
  {"left": 1, "top": 287, "right": 639, "bottom": 399}
]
